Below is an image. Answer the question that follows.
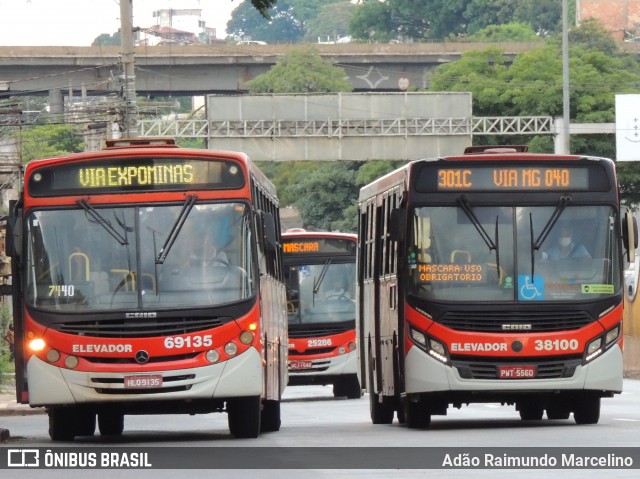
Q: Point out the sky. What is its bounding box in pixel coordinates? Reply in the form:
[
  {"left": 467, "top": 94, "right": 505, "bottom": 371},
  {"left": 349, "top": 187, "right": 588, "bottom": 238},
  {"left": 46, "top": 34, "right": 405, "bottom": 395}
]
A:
[{"left": 0, "top": 0, "right": 238, "bottom": 46}]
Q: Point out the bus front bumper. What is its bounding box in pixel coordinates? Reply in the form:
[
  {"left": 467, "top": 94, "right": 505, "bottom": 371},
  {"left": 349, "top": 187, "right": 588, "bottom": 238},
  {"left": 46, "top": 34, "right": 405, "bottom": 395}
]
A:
[
  {"left": 26, "top": 347, "right": 263, "bottom": 406},
  {"left": 404, "top": 344, "right": 623, "bottom": 395}
]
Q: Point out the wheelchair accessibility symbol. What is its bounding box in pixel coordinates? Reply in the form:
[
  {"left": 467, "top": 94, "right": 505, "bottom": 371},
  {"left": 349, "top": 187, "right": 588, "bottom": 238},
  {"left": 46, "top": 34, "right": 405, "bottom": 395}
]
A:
[{"left": 518, "top": 274, "right": 544, "bottom": 301}]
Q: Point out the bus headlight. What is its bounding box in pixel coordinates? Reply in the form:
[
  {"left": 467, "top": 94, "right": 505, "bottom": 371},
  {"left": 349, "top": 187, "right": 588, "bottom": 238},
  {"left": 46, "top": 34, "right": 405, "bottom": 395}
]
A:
[
  {"left": 584, "top": 337, "right": 603, "bottom": 363},
  {"left": 46, "top": 349, "right": 61, "bottom": 363},
  {"left": 205, "top": 350, "right": 220, "bottom": 364},
  {"left": 428, "top": 338, "right": 449, "bottom": 364},
  {"left": 605, "top": 324, "right": 621, "bottom": 346},
  {"left": 65, "top": 356, "right": 79, "bottom": 369},
  {"left": 239, "top": 331, "right": 254, "bottom": 345},
  {"left": 224, "top": 342, "right": 238, "bottom": 356},
  {"left": 584, "top": 323, "right": 621, "bottom": 364},
  {"left": 29, "top": 338, "right": 46, "bottom": 352},
  {"left": 410, "top": 327, "right": 427, "bottom": 348},
  {"left": 409, "top": 326, "right": 449, "bottom": 364}
]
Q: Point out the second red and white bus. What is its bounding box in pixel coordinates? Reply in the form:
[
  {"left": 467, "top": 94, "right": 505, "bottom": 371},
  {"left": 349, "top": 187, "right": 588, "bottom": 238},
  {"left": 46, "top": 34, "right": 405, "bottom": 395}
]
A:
[
  {"left": 283, "top": 229, "right": 361, "bottom": 398},
  {"left": 358, "top": 145, "right": 636, "bottom": 428}
]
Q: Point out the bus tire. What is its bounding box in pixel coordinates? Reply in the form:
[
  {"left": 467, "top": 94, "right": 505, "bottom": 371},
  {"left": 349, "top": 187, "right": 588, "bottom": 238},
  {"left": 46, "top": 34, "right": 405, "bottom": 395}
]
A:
[
  {"left": 228, "top": 396, "right": 261, "bottom": 438},
  {"left": 48, "top": 406, "right": 77, "bottom": 441},
  {"left": 404, "top": 400, "right": 431, "bottom": 429},
  {"left": 518, "top": 402, "right": 544, "bottom": 421},
  {"left": 573, "top": 396, "right": 600, "bottom": 425},
  {"left": 260, "top": 399, "right": 281, "bottom": 432},
  {"left": 344, "top": 374, "right": 362, "bottom": 399},
  {"left": 75, "top": 410, "right": 96, "bottom": 436},
  {"left": 99, "top": 411, "right": 125, "bottom": 436},
  {"left": 546, "top": 402, "right": 571, "bottom": 420},
  {"left": 334, "top": 374, "right": 361, "bottom": 399},
  {"left": 370, "top": 391, "right": 394, "bottom": 424}
]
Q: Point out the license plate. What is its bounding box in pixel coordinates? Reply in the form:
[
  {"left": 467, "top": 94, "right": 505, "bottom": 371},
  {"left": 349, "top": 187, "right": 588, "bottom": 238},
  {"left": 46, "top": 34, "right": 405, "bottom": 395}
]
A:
[
  {"left": 498, "top": 365, "right": 537, "bottom": 379},
  {"left": 289, "top": 361, "right": 313, "bottom": 371},
  {"left": 124, "top": 374, "right": 163, "bottom": 388}
]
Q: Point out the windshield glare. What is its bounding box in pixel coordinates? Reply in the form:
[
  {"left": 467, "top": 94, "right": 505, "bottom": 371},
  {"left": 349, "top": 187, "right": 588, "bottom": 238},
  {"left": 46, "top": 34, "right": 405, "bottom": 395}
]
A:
[
  {"left": 286, "top": 262, "right": 356, "bottom": 324},
  {"left": 408, "top": 205, "right": 620, "bottom": 302},
  {"left": 26, "top": 202, "right": 255, "bottom": 311}
]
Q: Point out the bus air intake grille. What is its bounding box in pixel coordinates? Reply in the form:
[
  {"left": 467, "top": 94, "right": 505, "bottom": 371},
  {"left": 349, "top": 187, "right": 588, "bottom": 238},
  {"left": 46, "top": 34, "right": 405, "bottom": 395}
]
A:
[
  {"left": 50, "top": 317, "right": 227, "bottom": 338},
  {"left": 83, "top": 352, "right": 199, "bottom": 364},
  {"left": 438, "top": 311, "right": 592, "bottom": 332},
  {"left": 288, "top": 325, "right": 351, "bottom": 338},
  {"left": 290, "top": 347, "right": 335, "bottom": 355}
]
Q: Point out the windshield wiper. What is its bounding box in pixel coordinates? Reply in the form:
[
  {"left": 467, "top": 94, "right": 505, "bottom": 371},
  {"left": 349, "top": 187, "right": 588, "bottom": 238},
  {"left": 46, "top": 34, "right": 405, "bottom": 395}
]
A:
[
  {"left": 532, "top": 195, "right": 571, "bottom": 252},
  {"left": 456, "top": 195, "right": 501, "bottom": 281},
  {"left": 77, "top": 199, "right": 128, "bottom": 245},
  {"left": 155, "top": 195, "right": 197, "bottom": 264},
  {"left": 529, "top": 195, "right": 571, "bottom": 278},
  {"left": 312, "top": 259, "right": 332, "bottom": 305}
]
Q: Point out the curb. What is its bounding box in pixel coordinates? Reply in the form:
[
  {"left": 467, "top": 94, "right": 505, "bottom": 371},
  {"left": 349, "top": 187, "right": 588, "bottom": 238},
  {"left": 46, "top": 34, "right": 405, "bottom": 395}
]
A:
[{"left": 0, "top": 405, "right": 45, "bottom": 417}]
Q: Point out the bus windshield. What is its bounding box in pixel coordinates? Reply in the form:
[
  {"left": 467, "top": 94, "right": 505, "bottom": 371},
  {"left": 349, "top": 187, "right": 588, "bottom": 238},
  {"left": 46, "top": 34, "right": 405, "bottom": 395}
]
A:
[
  {"left": 25, "top": 202, "right": 255, "bottom": 311},
  {"left": 407, "top": 205, "right": 620, "bottom": 302},
  {"left": 286, "top": 262, "right": 356, "bottom": 324}
]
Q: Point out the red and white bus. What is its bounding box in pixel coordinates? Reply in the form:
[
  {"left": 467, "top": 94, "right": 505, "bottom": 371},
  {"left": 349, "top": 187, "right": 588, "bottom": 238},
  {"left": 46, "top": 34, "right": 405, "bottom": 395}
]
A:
[
  {"left": 6, "top": 138, "right": 287, "bottom": 440},
  {"left": 358, "top": 145, "right": 636, "bottom": 428},
  {"left": 282, "top": 229, "right": 361, "bottom": 398}
]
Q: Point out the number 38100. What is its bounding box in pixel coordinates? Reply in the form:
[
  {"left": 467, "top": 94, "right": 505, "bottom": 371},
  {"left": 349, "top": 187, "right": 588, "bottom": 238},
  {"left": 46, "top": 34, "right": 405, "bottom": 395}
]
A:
[{"left": 534, "top": 339, "right": 579, "bottom": 351}]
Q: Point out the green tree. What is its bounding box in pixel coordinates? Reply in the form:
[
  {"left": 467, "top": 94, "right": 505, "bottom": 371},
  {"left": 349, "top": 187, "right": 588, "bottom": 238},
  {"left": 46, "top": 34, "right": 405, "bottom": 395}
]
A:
[
  {"left": 15, "top": 124, "right": 84, "bottom": 163},
  {"left": 248, "top": 0, "right": 279, "bottom": 17},
  {"left": 92, "top": 32, "right": 121, "bottom": 46},
  {"left": 429, "top": 19, "right": 640, "bottom": 195},
  {"left": 227, "top": 0, "right": 305, "bottom": 43},
  {"left": 247, "top": 47, "right": 353, "bottom": 93},
  {"left": 305, "top": 2, "right": 356, "bottom": 42},
  {"left": 512, "top": 0, "right": 566, "bottom": 35},
  {"left": 289, "top": 162, "right": 359, "bottom": 231},
  {"left": 429, "top": 47, "right": 510, "bottom": 117},
  {"left": 356, "top": 160, "right": 405, "bottom": 186},
  {"left": 349, "top": 0, "right": 396, "bottom": 42},
  {"left": 258, "top": 161, "right": 320, "bottom": 207},
  {"left": 348, "top": 0, "right": 569, "bottom": 41},
  {"left": 467, "top": 23, "right": 541, "bottom": 42}
]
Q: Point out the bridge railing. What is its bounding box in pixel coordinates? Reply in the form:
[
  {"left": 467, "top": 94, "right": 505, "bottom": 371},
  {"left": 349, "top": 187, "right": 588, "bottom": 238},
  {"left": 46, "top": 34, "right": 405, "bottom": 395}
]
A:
[{"left": 138, "top": 116, "right": 555, "bottom": 139}]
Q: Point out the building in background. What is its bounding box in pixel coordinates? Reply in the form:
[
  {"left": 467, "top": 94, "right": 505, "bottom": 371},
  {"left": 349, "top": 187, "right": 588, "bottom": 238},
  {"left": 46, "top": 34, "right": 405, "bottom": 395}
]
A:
[
  {"left": 137, "top": 7, "right": 217, "bottom": 46},
  {"left": 578, "top": 0, "right": 640, "bottom": 41}
]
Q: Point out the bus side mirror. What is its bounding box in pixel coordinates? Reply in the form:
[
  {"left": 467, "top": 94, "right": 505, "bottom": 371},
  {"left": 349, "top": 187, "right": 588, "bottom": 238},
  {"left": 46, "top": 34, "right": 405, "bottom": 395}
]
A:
[
  {"left": 389, "top": 208, "right": 405, "bottom": 242},
  {"left": 623, "top": 212, "right": 638, "bottom": 264},
  {"left": 6, "top": 212, "right": 22, "bottom": 261},
  {"left": 260, "top": 211, "right": 278, "bottom": 253}
]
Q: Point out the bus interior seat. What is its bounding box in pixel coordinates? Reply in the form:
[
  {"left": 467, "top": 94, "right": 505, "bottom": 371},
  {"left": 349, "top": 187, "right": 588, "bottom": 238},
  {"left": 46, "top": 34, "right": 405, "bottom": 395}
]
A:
[
  {"left": 69, "top": 251, "right": 90, "bottom": 281},
  {"left": 451, "top": 250, "right": 471, "bottom": 264}
]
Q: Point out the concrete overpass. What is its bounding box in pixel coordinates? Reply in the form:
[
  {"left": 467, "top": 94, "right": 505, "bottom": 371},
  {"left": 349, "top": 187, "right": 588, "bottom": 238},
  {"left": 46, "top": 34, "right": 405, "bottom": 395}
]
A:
[{"left": 0, "top": 43, "right": 545, "bottom": 100}]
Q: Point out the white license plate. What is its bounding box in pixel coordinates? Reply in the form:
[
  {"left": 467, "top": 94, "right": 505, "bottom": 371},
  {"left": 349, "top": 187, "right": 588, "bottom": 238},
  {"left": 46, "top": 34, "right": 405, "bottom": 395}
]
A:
[
  {"left": 124, "top": 374, "right": 163, "bottom": 388},
  {"left": 289, "top": 361, "right": 313, "bottom": 370},
  {"left": 498, "top": 365, "right": 537, "bottom": 379}
]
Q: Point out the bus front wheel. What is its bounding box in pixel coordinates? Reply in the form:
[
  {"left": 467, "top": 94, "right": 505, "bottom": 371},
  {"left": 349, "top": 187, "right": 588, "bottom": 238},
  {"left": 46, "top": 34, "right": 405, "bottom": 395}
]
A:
[
  {"left": 228, "top": 396, "right": 261, "bottom": 438},
  {"left": 404, "top": 400, "right": 431, "bottom": 429},
  {"left": 573, "top": 395, "right": 600, "bottom": 425},
  {"left": 260, "top": 399, "right": 281, "bottom": 432},
  {"left": 99, "top": 410, "right": 125, "bottom": 436},
  {"left": 334, "top": 374, "right": 362, "bottom": 399},
  {"left": 48, "top": 406, "right": 77, "bottom": 441}
]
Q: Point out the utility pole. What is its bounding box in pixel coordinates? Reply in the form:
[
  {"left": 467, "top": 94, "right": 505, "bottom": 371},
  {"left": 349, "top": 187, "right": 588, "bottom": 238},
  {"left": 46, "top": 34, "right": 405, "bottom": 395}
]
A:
[
  {"left": 561, "top": 0, "right": 570, "bottom": 154},
  {"left": 119, "top": 0, "right": 138, "bottom": 138}
]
